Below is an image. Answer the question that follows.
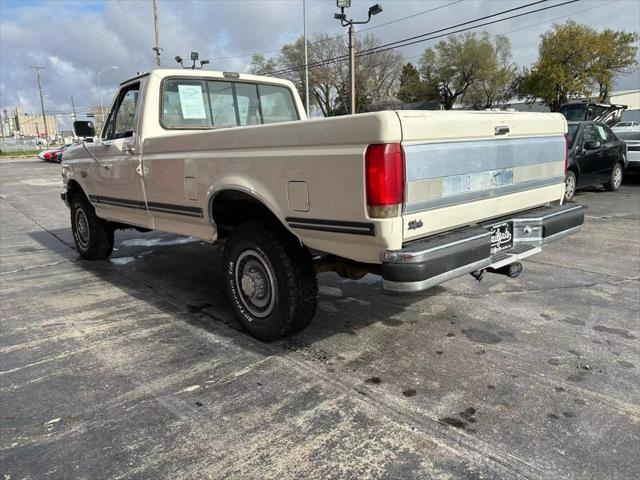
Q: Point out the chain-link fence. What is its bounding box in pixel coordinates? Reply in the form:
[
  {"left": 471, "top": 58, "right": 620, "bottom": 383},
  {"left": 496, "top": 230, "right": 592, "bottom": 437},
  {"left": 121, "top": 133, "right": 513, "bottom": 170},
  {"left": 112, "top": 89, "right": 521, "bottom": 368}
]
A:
[{"left": 0, "top": 138, "right": 40, "bottom": 153}]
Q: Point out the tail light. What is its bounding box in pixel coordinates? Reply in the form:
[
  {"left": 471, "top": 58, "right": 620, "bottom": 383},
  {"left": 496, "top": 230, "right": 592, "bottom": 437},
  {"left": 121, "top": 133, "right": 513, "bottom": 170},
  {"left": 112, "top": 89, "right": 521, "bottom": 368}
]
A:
[
  {"left": 564, "top": 133, "right": 569, "bottom": 173},
  {"left": 365, "top": 143, "right": 404, "bottom": 218}
]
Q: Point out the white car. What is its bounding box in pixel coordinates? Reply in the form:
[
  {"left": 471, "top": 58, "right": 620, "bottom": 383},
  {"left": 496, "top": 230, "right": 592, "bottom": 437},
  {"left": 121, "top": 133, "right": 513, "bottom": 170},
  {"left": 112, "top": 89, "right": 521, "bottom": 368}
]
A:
[
  {"left": 615, "top": 130, "right": 640, "bottom": 174},
  {"left": 612, "top": 121, "right": 640, "bottom": 133}
]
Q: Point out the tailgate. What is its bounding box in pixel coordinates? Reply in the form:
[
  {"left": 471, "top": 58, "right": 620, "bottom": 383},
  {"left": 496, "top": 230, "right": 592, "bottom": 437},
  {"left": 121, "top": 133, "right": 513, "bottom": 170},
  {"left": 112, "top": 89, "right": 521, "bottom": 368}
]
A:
[{"left": 397, "top": 111, "right": 567, "bottom": 241}]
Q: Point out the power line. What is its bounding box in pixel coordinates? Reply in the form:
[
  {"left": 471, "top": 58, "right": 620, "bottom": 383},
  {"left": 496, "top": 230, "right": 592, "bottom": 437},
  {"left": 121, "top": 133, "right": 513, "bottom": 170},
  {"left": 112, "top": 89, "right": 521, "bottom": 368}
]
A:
[
  {"left": 398, "top": 0, "right": 617, "bottom": 64},
  {"left": 211, "top": 0, "right": 463, "bottom": 63},
  {"left": 359, "top": 0, "right": 465, "bottom": 33},
  {"left": 266, "top": 0, "right": 580, "bottom": 76},
  {"left": 357, "top": 0, "right": 551, "bottom": 55}
]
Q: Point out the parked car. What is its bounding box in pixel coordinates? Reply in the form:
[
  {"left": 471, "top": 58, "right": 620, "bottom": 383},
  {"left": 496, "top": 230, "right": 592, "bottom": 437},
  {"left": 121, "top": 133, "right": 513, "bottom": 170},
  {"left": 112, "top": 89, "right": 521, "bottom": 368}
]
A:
[
  {"left": 612, "top": 120, "right": 640, "bottom": 133},
  {"left": 38, "top": 148, "right": 60, "bottom": 161},
  {"left": 39, "top": 144, "right": 72, "bottom": 163},
  {"left": 614, "top": 130, "right": 640, "bottom": 174},
  {"left": 564, "top": 121, "right": 628, "bottom": 201},
  {"left": 61, "top": 69, "right": 583, "bottom": 341}
]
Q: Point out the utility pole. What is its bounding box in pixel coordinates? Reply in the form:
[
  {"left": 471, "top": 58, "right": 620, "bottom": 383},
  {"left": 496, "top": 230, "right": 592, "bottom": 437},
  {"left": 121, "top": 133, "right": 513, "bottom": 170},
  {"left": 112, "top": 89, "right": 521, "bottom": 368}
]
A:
[
  {"left": 333, "top": 2, "right": 382, "bottom": 115},
  {"left": 152, "top": 0, "right": 162, "bottom": 68},
  {"left": 31, "top": 66, "right": 49, "bottom": 147},
  {"left": 70, "top": 96, "right": 77, "bottom": 122},
  {"left": 348, "top": 24, "right": 355, "bottom": 115},
  {"left": 303, "top": 0, "right": 310, "bottom": 115}
]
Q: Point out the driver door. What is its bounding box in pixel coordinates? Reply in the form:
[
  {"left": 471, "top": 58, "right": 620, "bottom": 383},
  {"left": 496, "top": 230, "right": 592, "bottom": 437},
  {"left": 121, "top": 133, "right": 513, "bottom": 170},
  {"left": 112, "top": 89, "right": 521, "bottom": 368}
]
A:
[
  {"left": 91, "top": 81, "right": 152, "bottom": 229},
  {"left": 577, "top": 124, "right": 603, "bottom": 186}
]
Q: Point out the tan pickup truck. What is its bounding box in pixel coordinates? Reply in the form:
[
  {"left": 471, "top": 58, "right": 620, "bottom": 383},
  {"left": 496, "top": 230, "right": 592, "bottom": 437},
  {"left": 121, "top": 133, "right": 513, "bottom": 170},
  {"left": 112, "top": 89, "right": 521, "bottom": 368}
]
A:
[{"left": 62, "top": 68, "right": 583, "bottom": 340}]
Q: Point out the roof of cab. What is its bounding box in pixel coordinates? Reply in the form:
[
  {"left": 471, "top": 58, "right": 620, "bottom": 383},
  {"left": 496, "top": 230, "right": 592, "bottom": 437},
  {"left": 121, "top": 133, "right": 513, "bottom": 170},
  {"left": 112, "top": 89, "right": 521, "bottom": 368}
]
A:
[{"left": 120, "top": 68, "right": 294, "bottom": 88}]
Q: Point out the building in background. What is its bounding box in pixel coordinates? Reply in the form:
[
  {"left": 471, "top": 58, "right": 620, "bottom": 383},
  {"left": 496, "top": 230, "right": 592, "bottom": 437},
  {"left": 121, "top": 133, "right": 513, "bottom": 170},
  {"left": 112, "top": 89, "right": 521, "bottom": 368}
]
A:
[
  {"left": 12, "top": 107, "right": 58, "bottom": 139},
  {"left": 610, "top": 90, "right": 640, "bottom": 121}
]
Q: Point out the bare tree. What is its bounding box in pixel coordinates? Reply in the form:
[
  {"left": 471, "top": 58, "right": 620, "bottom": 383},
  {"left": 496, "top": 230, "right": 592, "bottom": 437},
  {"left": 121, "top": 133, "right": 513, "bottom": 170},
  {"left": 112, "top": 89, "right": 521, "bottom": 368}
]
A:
[{"left": 250, "top": 32, "right": 404, "bottom": 116}]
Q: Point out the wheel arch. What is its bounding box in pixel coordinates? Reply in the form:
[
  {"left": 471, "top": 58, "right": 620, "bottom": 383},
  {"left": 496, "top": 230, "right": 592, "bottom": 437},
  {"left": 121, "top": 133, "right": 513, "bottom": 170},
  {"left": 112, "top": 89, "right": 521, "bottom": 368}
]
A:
[
  {"left": 208, "top": 187, "right": 294, "bottom": 239},
  {"left": 66, "top": 179, "right": 89, "bottom": 204}
]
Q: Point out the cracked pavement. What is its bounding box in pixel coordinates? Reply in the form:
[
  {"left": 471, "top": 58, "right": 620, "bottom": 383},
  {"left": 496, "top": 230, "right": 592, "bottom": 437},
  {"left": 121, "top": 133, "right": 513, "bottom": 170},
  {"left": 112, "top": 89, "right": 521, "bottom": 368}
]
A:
[{"left": 1, "top": 158, "right": 639, "bottom": 479}]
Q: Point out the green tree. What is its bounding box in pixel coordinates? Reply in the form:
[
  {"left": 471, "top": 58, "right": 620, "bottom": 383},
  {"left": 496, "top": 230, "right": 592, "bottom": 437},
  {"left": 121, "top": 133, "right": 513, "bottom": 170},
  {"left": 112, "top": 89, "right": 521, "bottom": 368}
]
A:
[
  {"left": 397, "top": 63, "right": 435, "bottom": 103},
  {"left": 249, "top": 54, "right": 278, "bottom": 75},
  {"left": 462, "top": 35, "right": 516, "bottom": 110},
  {"left": 515, "top": 21, "right": 638, "bottom": 111},
  {"left": 592, "top": 29, "right": 639, "bottom": 101},
  {"left": 418, "top": 32, "right": 496, "bottom": 110}
]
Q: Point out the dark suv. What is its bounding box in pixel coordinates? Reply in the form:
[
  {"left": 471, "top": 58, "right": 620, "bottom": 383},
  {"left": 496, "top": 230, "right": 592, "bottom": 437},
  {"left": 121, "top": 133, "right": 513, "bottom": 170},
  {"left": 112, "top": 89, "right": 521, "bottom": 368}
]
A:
[{"left": 564, "top": 121, "right": 628, "bottom": 202}]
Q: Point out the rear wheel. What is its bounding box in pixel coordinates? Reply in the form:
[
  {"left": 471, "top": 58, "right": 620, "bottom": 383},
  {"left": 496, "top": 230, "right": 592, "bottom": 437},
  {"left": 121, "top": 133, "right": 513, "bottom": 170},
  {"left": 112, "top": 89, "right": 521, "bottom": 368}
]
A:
[
  {"left": 564, "top": 171, "right": 577, "bottom": 202},
  {"left": 71, "top": 194, "right": 114, "bottom": 260},
  {"left": 604, "top": 163, "right": 623, "bottom": 191},
  {"left": 223, "top": 221, "right": 318, "bottom": 341}
]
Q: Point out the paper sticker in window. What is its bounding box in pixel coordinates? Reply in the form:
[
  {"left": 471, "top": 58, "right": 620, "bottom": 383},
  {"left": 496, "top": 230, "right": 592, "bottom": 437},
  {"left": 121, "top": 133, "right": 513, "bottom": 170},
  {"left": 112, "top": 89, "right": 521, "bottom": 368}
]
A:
[{"left": 178, "top": 84, "right": 206, "bottom": 119}]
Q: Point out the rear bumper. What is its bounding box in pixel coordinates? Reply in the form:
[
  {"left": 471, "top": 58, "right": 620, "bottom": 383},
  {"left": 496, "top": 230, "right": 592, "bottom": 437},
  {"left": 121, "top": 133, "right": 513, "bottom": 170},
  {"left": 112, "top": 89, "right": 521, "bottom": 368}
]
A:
[{"left": 381, "top": 204, "right": 583, "bottom": 292}]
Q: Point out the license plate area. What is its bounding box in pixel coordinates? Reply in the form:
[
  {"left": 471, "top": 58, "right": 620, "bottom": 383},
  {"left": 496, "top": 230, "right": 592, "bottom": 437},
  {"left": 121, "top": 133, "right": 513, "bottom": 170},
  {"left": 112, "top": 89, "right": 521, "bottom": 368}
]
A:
[{"left": 488, "top": 221, "right": 513, "bottom": 255}]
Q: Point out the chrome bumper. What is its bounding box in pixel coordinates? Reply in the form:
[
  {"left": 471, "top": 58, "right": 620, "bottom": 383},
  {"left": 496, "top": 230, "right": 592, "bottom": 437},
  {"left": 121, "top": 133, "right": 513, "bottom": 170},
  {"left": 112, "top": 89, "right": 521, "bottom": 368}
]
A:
[{"left": 381, "top": 204, "right": 584, "bottom": 292}]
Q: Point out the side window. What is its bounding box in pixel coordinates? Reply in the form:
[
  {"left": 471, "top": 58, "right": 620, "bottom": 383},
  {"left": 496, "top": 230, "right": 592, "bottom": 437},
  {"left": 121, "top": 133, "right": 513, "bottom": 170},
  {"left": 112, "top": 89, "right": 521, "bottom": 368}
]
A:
[
  {"left": 582, "top": 125, "right": 598, "bottom": 145},
  {"left": 595, "top": 124, "right": 611, "bottom": 143},
  {"left": 104, "top": 84, "right": 140, "bottom": 140},
  {"left": 604, "top": 126, "right": 616, "bottom": 142}
]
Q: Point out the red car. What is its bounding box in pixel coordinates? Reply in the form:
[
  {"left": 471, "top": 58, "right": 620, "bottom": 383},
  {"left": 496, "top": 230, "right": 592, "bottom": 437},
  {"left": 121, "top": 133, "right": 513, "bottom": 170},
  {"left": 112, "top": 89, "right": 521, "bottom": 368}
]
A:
[{"left": 38, "top": 144, "right": 71, "bottom": 163}]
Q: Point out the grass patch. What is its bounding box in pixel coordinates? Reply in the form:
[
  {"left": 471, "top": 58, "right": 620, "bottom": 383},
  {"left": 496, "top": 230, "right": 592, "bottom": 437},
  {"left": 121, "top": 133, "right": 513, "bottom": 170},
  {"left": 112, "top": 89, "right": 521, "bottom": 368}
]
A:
[{"left": 0, "top": 149, "right": 41, "bottom": 158}]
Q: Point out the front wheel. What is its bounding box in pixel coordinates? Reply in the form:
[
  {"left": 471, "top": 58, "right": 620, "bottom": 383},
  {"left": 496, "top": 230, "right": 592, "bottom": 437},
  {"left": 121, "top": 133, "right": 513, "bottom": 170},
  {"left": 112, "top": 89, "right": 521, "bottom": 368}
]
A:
[
  {"left": 604, "top": 163, "right": 623, "bottom": 191},
  {"left": 71, "top": 195, "right": 114, "bottom": 260},
  {"left": 223, "top": 222, "right": 318, "bottom": 341},
  {"left": 564, "top": 171, "right": 577, "bottom": 202}
]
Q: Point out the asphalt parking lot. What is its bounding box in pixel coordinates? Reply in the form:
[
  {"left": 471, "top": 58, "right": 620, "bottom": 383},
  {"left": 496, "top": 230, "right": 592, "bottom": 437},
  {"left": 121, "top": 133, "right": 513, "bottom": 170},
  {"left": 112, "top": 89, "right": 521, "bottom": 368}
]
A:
[{"left": 1, "top": 157, "right": 639, "bottom": 480}]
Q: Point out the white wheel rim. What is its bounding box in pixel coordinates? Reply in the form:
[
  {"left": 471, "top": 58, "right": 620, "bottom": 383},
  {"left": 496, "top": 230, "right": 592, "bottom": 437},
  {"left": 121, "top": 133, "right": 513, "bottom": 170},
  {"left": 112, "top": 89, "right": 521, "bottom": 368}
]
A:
[
  {"left": 565, "top": 175, "right": 575, "bottom": 199},
  {"left": 613, "top": 167, "right": 622, "bottom": 188}
]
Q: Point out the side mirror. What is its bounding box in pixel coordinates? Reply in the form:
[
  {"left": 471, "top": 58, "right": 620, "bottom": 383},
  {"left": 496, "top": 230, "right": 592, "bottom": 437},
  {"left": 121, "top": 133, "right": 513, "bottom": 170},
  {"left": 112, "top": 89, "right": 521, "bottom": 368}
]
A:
[
  {"left": 584, "top": 140, "right": 601, "bottom": 150},
  {"left": 73, "top": 120, "right": 96, "bottom": 138}
]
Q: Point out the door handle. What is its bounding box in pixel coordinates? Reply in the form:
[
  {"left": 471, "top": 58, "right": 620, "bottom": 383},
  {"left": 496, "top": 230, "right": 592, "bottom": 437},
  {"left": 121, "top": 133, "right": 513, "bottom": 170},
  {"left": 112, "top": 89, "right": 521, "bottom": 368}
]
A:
[{"left": 123, "top": 144, "right": 135, "bottom": 154}]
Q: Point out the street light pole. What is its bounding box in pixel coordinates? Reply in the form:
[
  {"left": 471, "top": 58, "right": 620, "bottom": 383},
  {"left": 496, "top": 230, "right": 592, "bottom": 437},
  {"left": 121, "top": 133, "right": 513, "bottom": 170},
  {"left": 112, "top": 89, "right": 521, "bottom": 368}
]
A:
[
  {"left": 97, "top": 66, "right": 118, "bottom": 126},
  {"left": 333, "top": 2, "right": 383, "bottom": 115},
  {"left": 303, "top": 0, "right": 310, "bottom": 115}
]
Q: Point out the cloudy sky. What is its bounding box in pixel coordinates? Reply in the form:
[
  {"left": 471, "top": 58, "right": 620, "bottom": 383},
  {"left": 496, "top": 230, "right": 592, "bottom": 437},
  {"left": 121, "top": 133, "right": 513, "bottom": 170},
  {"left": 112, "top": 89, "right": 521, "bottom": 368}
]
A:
[{"left": 1, "top": 0, "right": 638, "bottom": 128}]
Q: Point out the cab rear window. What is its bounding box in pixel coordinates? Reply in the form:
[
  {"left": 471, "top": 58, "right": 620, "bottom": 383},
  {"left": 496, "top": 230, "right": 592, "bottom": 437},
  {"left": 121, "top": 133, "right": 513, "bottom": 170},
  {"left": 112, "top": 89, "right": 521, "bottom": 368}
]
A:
[{"left": 162, "top": 79, "right": 298, "bottom": 129}]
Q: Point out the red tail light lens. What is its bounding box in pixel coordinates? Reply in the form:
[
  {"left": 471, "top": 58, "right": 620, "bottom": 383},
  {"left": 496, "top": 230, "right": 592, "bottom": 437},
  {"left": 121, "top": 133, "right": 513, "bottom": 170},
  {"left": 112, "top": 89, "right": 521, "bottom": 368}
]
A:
[{"left": 365, "top": 143, "right": 404, "bottom": 207}]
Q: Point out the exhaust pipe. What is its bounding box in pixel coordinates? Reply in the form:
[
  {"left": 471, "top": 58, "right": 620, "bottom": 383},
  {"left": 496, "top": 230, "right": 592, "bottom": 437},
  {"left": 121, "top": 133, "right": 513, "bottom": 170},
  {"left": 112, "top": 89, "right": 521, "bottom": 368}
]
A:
[{"left": 487, "top": 262, "right": 523, "bottom": 278}]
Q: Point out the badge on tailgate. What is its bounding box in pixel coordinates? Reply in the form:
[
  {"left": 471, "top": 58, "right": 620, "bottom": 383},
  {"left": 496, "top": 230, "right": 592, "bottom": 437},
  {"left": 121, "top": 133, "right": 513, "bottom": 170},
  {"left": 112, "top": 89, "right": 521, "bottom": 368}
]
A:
[{"left": 488, "top": 221, "right": 513, "bottom": 254}]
